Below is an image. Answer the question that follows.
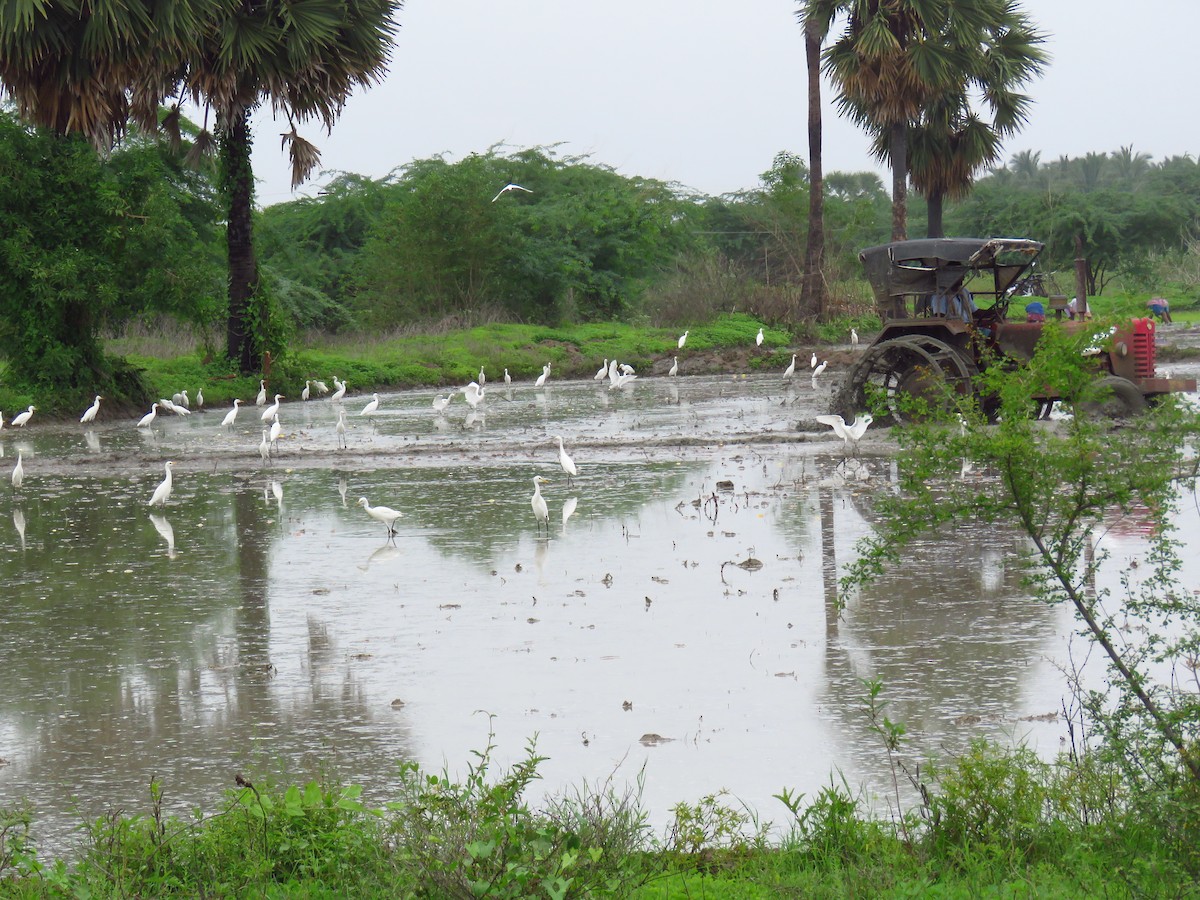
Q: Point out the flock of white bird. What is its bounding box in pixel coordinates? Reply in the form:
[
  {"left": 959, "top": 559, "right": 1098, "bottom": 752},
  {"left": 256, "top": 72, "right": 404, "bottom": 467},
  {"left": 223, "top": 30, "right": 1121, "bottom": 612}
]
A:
[{"left": 4, "top": 327, "right": 872, "bottom": 538}]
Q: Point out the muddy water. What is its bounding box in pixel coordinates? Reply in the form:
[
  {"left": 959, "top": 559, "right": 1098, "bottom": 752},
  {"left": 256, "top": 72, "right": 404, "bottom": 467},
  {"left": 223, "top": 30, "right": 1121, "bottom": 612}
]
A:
[{"left": 0, "top": 372, "right": 1195, "bottom": 852}]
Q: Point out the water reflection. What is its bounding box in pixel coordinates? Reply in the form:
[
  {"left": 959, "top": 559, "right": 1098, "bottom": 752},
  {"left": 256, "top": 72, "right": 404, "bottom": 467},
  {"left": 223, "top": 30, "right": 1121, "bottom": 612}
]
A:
[{"left": 149, "top": 513, "right": 176, "bottom": 559}]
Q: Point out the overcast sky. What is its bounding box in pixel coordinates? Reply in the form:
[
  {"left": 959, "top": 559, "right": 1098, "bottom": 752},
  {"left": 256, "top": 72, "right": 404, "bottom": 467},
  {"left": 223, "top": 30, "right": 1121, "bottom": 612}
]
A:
[{"left": 251, "top": 0, "right": 1200, "bottom": 208}]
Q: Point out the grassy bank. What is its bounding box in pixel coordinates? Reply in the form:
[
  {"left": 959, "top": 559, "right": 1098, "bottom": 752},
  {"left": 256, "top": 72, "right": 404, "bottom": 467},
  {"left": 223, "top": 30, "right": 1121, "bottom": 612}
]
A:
[{"left": 1, "top": 735, "right": 1196, "bottom": 898}]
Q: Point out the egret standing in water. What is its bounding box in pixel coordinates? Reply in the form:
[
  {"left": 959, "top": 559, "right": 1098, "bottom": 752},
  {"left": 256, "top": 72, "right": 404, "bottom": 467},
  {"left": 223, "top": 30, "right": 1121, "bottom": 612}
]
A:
[
  {"left": 668, "top": 357, "right": 679, "bottom": 377},
  {"left": 221, "top": 399, "right": 242, "bottom": 428},
  {"left": 302, "top": 380, "right": 311, "bottom": 401},
  {"left": 358, "top": 497, "right": 403, "bottom": 539},
  {"left": 136, "top": 403, "right": 159, "bottom": 428},
  {"left": 851, "top": 328, "right": 860, "bottom": 347},
  {"left": 530, "top": 475, "right": 550, "bottom": 534},
  {"left": 261, "top": 394, "right": 283, "bottom": 422},
  {"left": 149, "top": 461, "right": 174, "bottom": 507},
  {"left": 256, "top": 380, "right": 268, "bottom": 405},
  {"left": 811, "top": 360, "right": 828, "bottom": 387},
  {"left": 783, "top": 355, "right": 797, "bottom": 378},
  {"left": 11, "top": 453, "right": 24, "bottom": 492},
  {"left": 259, "top": 428, "right": 272, "bottom": 463},
  {"left": 432, "top": 394, "right": 452, "bottom": 415},
  {"left": 360, "top": 392, "right": 380, "bottom": 421},
  {"left": 335, "top": 408, "right": 348, "bottom": 448},
  {"left": 815, "top": 413, "right": 873, "bottom": 458},
  {"left": 594, "top": 360, "right": 608, "bottom": 381},
  {"left": 195, "top": 388, "right": 204, "bottom": 409},
  {"left": 534, "top": 364, "right": 549, "bottom": 388},
  {"left": 330, "top": 378, "right": 347, "bottom": 403},
  {"left": 810, "top": 352, "right": 818, "bottom": 369},
  {"left": 80, "top": 395, "right": 102, "bottom": 424},
  {"left": 504, "top": 368, "right": 511, "bottom": 385},
  {"left": 12, "top": 406, "right": 35, "bottom": 427},
  {"left": 555, "top": 436, "right": 578, "bottom": 486},
  {"left": 269, "top": 414, "right": 282, "bottom": 451},
  {"left": 462, "top": 382, "right": 485, "bottom": 410}
]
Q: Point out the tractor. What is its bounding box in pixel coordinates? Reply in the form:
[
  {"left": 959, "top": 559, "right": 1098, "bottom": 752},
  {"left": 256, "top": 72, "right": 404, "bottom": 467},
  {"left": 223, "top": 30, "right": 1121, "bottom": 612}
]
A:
[{"left": 828, "top": 237, "right": 1196, "bottom": 423}]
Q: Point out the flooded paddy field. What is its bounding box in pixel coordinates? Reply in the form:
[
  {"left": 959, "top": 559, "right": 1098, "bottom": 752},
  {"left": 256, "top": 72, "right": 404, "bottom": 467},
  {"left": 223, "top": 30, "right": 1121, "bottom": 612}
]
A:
[{"left": 2, "top": 369, "right": 1197, "bottom": 853}]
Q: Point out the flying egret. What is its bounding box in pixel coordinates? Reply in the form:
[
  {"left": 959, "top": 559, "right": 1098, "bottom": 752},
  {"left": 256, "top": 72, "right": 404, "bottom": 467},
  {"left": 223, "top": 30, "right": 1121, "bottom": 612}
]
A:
[
  {"left": 360, "top": 393, "right": 381, "bottom": 422},
  {"left": 555, "top": 436, "right": 578, "bottom": 486},
  {"left": 313, "top": 380, "right": 330, "bottom": 395},
  {"left": 815, "top": 413, "right": 874, "bottom": 457},
  {"left": 594, "top": 360, "right": 608, "bottom": 381},
  {"left": 80, "top": 395, "right": 102, "bottom": 424},
  {"left": 783, "top": 354, "right": 797, "bottom": 378},
  {"left": 302, "top": 380, "right": 311, "bottom": 401},
  {"left": 669, "top": 357, "right": 679, "bottom": 377},
  {"left": 330, "top": 379, "right": 347, "bottom": 403},
  {"left": 810, "top": 352, "right": 818, "bottom": 369},
  {"left": 221, "top": 399, "right": 242, "bottom": 428},
  {"left": 149, "top": 461, "right": 174, "bottom": 507},
  {"left": 851, "top": 328, "right": 860, "bottom": 347},
  {"left": 12, "top": 406, "right": 35, "bottom": 427},
  {"left": 504, "top": 368, "right": 511, "bottom": 385},
  {"left": 530, "top": 475, "right": 550, "bottom": 533},
  {"left": 255, "top": 380, "right": 267, "bottom": 405},
  {"left": 432, "top": 394, "right": 452, "bottom": 414},
  {"left": 136, "top": 403, "right": 159, "bottom": 428},
  {"left": 491, "top": 182, "right": 533, "bottom": 202},
  {"left": 358, "top": 496, "right": 403, "bottom": 538},
  {"left": 261, "top": 394, "right": 284, "bottom": 422},
  {"left": 269, "top": 413, "right": 282, "bottom": 448},
  {"left": 534, "top": 365, "right": 549, "bottom": 388},
  {"left": 11, "top": 453, "right": 23, "bottom": 491},
  {"left": 678, "top": 331, "right": 689, "bottom": 350},
  {"left": 756, "top": 327, "right": 764, "bottom": 347},
  {"left": 259, "top": 428, "right": 272, "bottom": 463},
  {"left": 462, "top": 382, "right": 485, "bottom": 410},
  {"left": 335, "top": 408, "right": 347, "bottom": 448}
]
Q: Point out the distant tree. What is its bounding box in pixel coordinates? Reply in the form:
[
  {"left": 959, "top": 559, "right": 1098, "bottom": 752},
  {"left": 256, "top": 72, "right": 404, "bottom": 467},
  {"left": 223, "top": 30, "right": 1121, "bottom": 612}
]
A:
[{"left": 0, "top": 0, "right": 401, "bottom": 373}]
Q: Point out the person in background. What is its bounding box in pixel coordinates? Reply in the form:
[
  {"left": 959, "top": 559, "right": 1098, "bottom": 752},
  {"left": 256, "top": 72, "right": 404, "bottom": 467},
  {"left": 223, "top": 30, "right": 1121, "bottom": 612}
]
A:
[
  {"left": 1148, "top": 297, "right": 1173, "bottom": 323},
  {"left": 1024, "top": 299, "right": 1046, "bottom": 323},
  {"left": 1067, "top": 297, "right": 1092, "bottom": 321},
  {"left": 930, "top": 278, "right": 976, "bottom": 322}
]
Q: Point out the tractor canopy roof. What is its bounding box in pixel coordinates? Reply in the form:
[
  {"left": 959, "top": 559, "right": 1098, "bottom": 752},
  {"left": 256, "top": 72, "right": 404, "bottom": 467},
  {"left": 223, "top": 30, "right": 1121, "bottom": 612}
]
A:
[{"left": 859, "top": 238, "right": 1045, "bottom": 307}]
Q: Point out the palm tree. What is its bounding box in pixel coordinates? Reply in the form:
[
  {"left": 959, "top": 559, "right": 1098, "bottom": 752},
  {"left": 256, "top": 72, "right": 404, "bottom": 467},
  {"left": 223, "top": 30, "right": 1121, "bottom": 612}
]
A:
[
  {"left": 0, "top": 0, "right": 400, "bottom": 372},
  {"left": 800, "top": 5, "right": 827, "bottom": 318}
]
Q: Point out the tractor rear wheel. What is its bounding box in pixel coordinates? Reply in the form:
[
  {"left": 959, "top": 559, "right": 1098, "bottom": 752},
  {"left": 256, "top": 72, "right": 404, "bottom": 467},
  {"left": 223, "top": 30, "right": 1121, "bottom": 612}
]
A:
[{"left": 1076, "top": 375, "right": 1147, "bottom": 419}]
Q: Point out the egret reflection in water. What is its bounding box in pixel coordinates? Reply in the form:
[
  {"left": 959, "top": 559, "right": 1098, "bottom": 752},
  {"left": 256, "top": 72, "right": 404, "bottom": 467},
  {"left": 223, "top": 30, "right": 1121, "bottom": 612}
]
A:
[
  {"left": 13, "top": 507, "right": 26, "bottom": 550},
  {"left": 149, "top": 513, "right": 176, "bottom": 559}
]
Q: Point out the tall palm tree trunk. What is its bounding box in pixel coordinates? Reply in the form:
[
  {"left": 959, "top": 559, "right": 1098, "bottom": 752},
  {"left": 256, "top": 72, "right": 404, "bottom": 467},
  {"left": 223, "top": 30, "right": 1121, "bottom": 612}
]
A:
[
  {"left": 889, "top": 121, "right": 908, "bottom": 241},
  {"left": 222, "top": 108, "right": 261, "bottom": 373},
  {"left": 926, "top": 189, "right": 945, "bottom": 238},
  {"left": 802, "top": 14, "right": 827, "bottom": 319}
]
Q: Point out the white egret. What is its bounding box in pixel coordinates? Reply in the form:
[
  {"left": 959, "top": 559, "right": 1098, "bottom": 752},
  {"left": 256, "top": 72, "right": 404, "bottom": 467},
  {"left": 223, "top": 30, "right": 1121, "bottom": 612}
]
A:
[
  {"left": 491, "top": 182, "right": 533, "bottom": 202},
  {"left": 609, "top": 372, "right": 637, "bottom": 390},
  {"left": 504, "top": 368, "right": 511, "bottom": 385},
  {"left": 810, "top": 352, "right": 818, "bottom": 369},
  {"left": 668, "top": 357, "right": 679, "bottom": 377},
  {"left": 80, "top": 395, "right": 102, "bottom": 424},
  {"left": 478, "top": 366, "right": 486, "bottom": 385},
  {"left": 812, "top": 360, "right": 828, "bottom": 384},
  {"left": 534, "top": 365, "right": 549, "bottom": 388},
  {"left": 302, "top": 380, "right": 311, "bottom": 401},
  {"left": 313, "top": 380, "right": 330, "bottom": 395},
  {"left": 756, "top": 327, "right": 764, "bottom": 347},
  {"left": 815, "top": 413, "right": 874, "bottom": 457},
  {"left": 330, "top": 379, "right": 347, "bottom": 402},
  {"left": 11, "top": 453, "right": 23, "bottom": 491},
  {"left": 555, "top": 435, "right": 578, "bottom": 485},
  {"left": 149, "top": 461, "right": 174, "bottom": 507},
  {"left": 358, "top": 496, "right": 403, "bottom": 537},
  {"left": 136, "top": 403, "right": 158, "bottom": 428},
  {"left": 335, "top": 408, "right": 347, "bottom": 448},
  {"left": 259, "top": 428, "right": 272, "bottom": 463},
  {"left": 180, "top": 390, "right": 190, "bottom": 409},
  {"left": 594, "top": 359, "right": 608, "bottom": 381},
  {"left": 432, "top": 394, "right": 452, "bottom": 414},
  {"left": 0, "top": 410, "right": 4, "bottom": 430},
  {"left": 462, "top": 382, "right": 485, "bottom": 410},
  {"left": 172, "top": 391, "right": 185, "bottom": 406},
  {"left": 221, "top": 399, "right": 242, "bottom": 428},
  {"left": 618, "top": 363, "right": 635, "bottom": 376},
  {"left": 783, "top": 355, "right": 797, "bottom": 378},
  {"left": 11, "top": 406, "right": 35, "bottom": 427},
  {"left": 530, "top": 475, "right": 550, "bottom": 533},
  {"left": 269, "top": 413, "right": 282, "bottom": 448},
  {"left": 607, "top": 359, "right": 620, "bottom": 385},
  {"left": 195, "top": 388, "right": 204, "bottom": 409},
  {"left": 255, "top": 380, "right": 267, "bottom": 405},
  {"left": 260, "top": 393, "right": 284, "bottom": 422},
  {"left": 359, "top": 392, "right": 380, "bottom": 419},
  {"left": 851, "top": 328, "right": 860, "bottom": 347},
  {"left": 678, "top": 331, "right": 689, "bottom": 349}
]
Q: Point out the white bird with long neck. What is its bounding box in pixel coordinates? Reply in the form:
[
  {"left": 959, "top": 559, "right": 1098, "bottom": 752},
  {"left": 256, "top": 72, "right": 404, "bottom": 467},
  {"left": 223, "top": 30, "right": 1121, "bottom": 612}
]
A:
[
  {"left": 783, "top": 355, "right": 797, "bottom": 378},
  {"left": 594, "top": 360, "right": 608, "bottom": 381},
  {"left": 810, "top": 352, "right": 818, "bottom": 369},
  {"left": 302, "top": 380, "right": 311, "bottom": 401},
  {"left": 432, "top": 394, "right": 453, "bottom": 414},
  {"left": 555, "top": 436, "right": 578, "bottom": 486},
  {"left": 260, "top": 394, "right": 284, "bottom": 422},
  {"left": 335, "top": 408, "right": 347, "bottom": 448},
  {"left": 330, "top": 378, "right": 347, "bottom": 403},
  {"left": 179, "top": 390, "right": 190, "bottom": 409},
  {"left": 269, "top": 413, "right": 282, "bottom": 448},
  {"left": 255, "top": 380, "right": 267, "bottom": 405},
  {"left": 462, "top": 382, "right": 484, "bottom": 410},
  {"left": 811, "top": 360, "right": 828, "bottom": 386},
  {"left": 530, "top": 475, "right": 550, "bottom": 533},
  {"left": 149, "top": 461, "right": 174, "bottom": 507},
  {"left": 259, "top": 428, "right": 271, "bottom": 463},
  {"left": 312, "top": 380, "right": 330, "bottom": 395},
  {"left": 358, "top": 497, "right": 403, "bottom": 537},
  {"left": 678, "top": 331, "right": 689, "bottom": 349},
  {"left": 534, "top": 364, "right": 549, "bottom": 388},
  {"left": 11, "top": 453, "right": 23, "bottom": 491},
  {"left": 80, "top": 395, "right": 102, "bottom": 424},
  {"left": 503, "top": 368, "right": 511, "bottom": 385},
  {"left": 360, "top": 392, "right": 380, "bottom": 418},
  {"left": 815, "top": 413, "right": 874, "bottom": 458},
  {"left": 668, "top": 357, "right": 679, "bottom": 377},
  {"left": 851, "top": 328, "right": 860, "bottom": 347},
  {"left": 478, "top": 366, "right": 486, "bottom": 386},
  {"left": 195, "top": 388, "right": 204, "bottom": 409},
  {"left": 221, "top": 398, "right": 242, "bottom": 428},
  {"left": 136, "top": 403, "right": 158, "bottom": 428},
  {"left": 756, "top": 327, "right": 764, "bottom": 347},
  {"left": 11, "top": 406, "right": 35, "bottom": 427}
]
